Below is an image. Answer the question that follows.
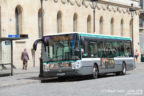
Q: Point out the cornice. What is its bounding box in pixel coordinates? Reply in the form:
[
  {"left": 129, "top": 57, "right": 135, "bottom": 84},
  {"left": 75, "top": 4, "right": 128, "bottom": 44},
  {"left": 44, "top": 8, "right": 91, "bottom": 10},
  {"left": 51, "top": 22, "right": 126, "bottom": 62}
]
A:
[
  {"left": 100, "top": 0, "right": 139, "bottom": 8},
  {"left": 52, "top": 0, "right": 139, "bottom": 15}
]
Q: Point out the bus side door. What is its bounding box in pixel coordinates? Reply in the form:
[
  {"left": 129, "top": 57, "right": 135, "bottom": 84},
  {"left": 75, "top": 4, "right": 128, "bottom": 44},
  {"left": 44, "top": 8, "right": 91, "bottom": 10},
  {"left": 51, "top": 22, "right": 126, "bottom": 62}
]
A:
[
  {"left": 89, "top": 41, "right": 106, "bottom": 73},
  {"left": 103, "top": 41, "right": 116, "bottom": 72}
]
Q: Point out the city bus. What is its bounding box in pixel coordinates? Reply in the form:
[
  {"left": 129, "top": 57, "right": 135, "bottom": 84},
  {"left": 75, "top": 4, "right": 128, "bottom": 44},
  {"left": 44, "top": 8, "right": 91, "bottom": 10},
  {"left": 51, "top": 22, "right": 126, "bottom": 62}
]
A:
[{"left": 33, "top": 32, "right": 135, "bottom": 79}]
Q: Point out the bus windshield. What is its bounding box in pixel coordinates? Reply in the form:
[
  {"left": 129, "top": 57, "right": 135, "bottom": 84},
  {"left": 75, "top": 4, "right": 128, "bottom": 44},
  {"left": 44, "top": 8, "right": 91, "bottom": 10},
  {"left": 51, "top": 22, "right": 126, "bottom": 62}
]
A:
[{"left": 42, "top": 34, "right": 80, "bottom": 62}]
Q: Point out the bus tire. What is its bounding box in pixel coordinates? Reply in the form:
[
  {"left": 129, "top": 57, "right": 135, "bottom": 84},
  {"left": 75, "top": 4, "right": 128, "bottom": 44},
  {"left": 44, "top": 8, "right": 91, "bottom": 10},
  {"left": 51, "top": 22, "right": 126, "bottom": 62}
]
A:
[
  {"left": 91, "top": 65, "right": 98, "bottom": 79},
  {"left": 121, "top": 63, "right": 126, "bottom": 75}
]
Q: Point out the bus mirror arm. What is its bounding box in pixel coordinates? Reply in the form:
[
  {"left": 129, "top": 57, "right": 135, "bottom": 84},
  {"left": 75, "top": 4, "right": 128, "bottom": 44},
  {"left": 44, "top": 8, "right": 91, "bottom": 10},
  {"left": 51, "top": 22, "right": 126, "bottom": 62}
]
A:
[{"left": 33, "top": 39, "right": 43, "bottom": 51}]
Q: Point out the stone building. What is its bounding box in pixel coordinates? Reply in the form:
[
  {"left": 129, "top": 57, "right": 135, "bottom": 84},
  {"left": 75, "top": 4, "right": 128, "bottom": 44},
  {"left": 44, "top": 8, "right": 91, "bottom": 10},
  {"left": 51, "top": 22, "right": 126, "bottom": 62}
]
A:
[
  {"left": 0, "top": 0, "right": 140, "bottom": 68},
  {"left": 139, "top": 0, "right": 144, "bottom": 56}
]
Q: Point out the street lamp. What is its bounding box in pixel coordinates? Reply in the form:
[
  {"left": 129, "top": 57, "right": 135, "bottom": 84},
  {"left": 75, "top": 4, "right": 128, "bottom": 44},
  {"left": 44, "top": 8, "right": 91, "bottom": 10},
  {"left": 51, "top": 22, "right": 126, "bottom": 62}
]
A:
[
  {"left": 40, "top": 0, "right": 48, "bottom": 37},
  {"left": 129, "top": 3, "right": 136, "bottom": 56},
  {"left": 39, "top": 0, "right": 47, "bottom": 77},
  {"left": 82, "top": 0, "right": 98, "bottom": 33},
  {"left": 90, "top": 0, "right": 98, "bottom": 33}
]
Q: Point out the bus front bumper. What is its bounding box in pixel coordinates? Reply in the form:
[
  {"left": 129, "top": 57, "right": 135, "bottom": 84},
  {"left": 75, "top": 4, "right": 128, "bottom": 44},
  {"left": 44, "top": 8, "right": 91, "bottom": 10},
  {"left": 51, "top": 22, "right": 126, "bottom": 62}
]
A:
[{"left": 42, "top": 67, "right": 91, "bottom": 78}]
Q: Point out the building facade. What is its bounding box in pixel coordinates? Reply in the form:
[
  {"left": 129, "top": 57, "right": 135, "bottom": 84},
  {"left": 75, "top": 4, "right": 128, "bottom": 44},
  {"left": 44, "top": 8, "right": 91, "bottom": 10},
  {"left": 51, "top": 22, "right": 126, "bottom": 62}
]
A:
[
  {"left": 139, "top": 0, "right": 144, "bottom": 56},
  {"left": 0, "top": 0, "right": 140, "bottom": 68}
]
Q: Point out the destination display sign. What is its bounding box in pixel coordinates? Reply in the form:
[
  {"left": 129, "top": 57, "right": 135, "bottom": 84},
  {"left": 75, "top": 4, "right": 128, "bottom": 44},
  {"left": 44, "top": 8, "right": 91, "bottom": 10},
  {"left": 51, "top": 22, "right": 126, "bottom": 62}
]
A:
[{"left": 53, "top": 36, "right": 73, "bottom": 41}]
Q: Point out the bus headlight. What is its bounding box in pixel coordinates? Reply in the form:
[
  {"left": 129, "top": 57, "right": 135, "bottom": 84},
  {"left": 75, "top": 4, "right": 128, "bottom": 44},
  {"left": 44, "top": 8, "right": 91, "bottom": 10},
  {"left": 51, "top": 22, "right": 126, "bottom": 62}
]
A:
[{"left": 72, "top": 61, "right": 82, "bottom": 69}]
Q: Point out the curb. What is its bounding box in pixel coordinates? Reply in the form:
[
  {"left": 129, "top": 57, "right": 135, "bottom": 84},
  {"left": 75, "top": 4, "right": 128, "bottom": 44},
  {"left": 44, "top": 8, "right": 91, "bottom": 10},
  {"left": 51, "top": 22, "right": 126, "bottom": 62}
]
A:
[
  {"left": 0, "top": 77, "right": 57, "bottom": 89},
  {"left": 0, "top": 80, "right": 40, "bottom": 89},
  {"left": 14, "top": 71, "right": 39, "bottom": 75}
]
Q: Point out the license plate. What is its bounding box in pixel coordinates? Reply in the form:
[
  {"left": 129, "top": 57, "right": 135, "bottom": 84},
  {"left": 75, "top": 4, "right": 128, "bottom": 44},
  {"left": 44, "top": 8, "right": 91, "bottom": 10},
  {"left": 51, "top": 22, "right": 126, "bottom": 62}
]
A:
[{"left": 56, "top": 73, "right": 65, "bottom": 76}]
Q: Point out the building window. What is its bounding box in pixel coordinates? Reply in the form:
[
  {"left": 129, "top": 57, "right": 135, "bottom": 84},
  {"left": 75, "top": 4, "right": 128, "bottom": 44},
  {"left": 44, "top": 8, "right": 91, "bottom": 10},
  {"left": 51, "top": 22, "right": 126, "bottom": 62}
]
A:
[
  {"left": 140, "top": 0, "right": 143, "bottom": 9},
  {"left": 111, "top": 18, "right": 114, "bottom": 35},
  {"left": 38, "top": 9, "right": 42, "bottom": 38},
  {"left": 139, "top": 16, "right": 143, "bottom": 27},
  {"left": 100, "top": 16, "right": 103, "bottom": 34},
  {"left": 121, "top": 19, "right": 124, "bottom": 36},
  {"left": 130, "top": 19, "right": 133, "bottom": 38},
  {"left": 15, "top": 5, "right": 22, "bottom": 35},
  {"left": 87, "top": 15, "right": 91, "bottom": 33},
  {"left": 73, "top": 13, "right": 78, "bottom": 32},
  {"left": 57, "top": 11, "right": 62, "bottom": 33}
]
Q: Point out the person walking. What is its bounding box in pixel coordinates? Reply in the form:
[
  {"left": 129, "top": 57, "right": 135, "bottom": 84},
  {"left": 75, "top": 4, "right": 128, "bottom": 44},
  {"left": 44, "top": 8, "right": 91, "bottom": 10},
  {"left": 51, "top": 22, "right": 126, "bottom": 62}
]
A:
[
  {"left": 21, "top": 48, "right": 29, "bottom": 70},
  {"left": 135, "top": 50, "right": 139, "bottom": 61}
]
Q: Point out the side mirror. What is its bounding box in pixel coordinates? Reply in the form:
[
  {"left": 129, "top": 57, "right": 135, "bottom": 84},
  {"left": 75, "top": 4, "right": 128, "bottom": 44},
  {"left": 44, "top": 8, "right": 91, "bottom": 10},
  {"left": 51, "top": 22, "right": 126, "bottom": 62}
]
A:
[{"left": 33, "top": 39, "right": 42, "bottom": 51}]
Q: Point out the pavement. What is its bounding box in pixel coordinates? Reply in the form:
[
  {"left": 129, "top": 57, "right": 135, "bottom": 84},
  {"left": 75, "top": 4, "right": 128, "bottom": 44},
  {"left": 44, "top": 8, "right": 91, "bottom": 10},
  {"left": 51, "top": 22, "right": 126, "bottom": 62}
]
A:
[
  {"left": 0, "top": 62, "right": 143, "bottom": 89},
  {"left": 0, "top": 67, "right": 41, "bottom": 88},
  {"left": 14, "top": 67, "right": 39, "bottom": 75}
]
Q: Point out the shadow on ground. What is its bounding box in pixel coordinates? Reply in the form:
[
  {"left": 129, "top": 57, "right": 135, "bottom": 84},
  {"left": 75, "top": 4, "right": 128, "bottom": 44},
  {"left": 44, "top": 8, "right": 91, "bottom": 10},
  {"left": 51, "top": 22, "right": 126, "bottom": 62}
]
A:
[{"left": 24, "top": 73, "right": 131, "bottom": 83}]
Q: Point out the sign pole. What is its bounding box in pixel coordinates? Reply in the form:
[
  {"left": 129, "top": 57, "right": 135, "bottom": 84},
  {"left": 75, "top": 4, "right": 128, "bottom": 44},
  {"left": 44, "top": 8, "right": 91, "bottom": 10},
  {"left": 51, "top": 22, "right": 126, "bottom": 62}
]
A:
[{"left": 11, "top": 40, "right": 13, "bottom": 76}]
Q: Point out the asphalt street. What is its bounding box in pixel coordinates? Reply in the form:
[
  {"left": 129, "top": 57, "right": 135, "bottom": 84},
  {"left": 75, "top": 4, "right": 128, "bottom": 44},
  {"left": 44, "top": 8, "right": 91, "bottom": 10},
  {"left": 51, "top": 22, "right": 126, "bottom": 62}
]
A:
[{"left": 0, "top": 63, "right": 144, "bottom": 96}]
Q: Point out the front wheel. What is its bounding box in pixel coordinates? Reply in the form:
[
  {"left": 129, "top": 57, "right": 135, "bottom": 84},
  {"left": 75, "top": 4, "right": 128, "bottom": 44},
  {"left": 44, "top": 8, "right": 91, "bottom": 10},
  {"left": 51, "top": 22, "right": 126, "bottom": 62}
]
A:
[{"left": 91, "top": 66, "right": 98, "bottom": 79}]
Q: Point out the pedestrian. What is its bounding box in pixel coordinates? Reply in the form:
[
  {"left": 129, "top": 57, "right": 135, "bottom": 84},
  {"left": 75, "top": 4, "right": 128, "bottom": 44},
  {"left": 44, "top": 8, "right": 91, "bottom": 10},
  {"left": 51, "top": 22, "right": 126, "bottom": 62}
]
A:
[
  {"left": 135, "top": 50, "right": 139, "bottom": 61},
  {"left": 21, "top": 48, "right": 29, "bottom": 70}
]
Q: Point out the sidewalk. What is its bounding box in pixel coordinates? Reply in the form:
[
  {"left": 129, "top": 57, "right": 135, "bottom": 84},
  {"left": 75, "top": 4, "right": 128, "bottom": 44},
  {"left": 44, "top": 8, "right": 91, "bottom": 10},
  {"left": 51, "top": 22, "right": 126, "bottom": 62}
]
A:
[
  {"left": 133, "top": 62, "right": 144, "bottom": 73},
  {"left": 14, "top": 67, "right": 39, "bottom": 74},
  {"left": 0, "top": 67, "right": 40, "bottom": 88}
]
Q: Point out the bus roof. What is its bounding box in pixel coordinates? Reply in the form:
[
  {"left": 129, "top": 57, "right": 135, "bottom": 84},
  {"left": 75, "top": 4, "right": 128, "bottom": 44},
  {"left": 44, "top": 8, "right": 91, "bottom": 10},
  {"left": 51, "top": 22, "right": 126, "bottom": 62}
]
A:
[
  {"left": 43, "top": 32, "right": 131, "bottom": 41},
  {"left": 79, "top": 33, "right": 131, "bottom": 40}
]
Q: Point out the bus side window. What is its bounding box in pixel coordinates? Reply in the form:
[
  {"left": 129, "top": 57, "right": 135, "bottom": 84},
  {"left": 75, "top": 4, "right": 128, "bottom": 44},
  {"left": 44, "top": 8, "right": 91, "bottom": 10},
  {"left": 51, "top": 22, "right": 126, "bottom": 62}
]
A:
[
  {"left": 112, "top": 41, "right": 119, "bottom": 57},
  {"left": 89, "top": 42, "right": 98, "bottom": 58},
  {"left": 97, "top": 41, "right": 104, "bottom": 58},
  {"left": 104, "top": 41, "right": 112, "bottom": 58},
  {"left": 120, "top": 41, "right": 124, "bottom": 56},
  {"left": 124, "top": 41, "right": 132, "bottom": 57},
  {"left": 81, "top": 40, "right": 88, "bottom": 58}
]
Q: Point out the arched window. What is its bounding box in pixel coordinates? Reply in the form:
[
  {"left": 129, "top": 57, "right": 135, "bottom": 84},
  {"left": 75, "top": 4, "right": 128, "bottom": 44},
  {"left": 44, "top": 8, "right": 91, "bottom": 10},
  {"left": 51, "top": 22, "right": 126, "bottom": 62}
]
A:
[
  {"left": 121, "top": 19, "right": 124, "bottom": 36},
  {"left": 38, "top": 9, "right": 42, "bottom": 38},
  {"left": 139, "top": 15, "right": 143, "bottom": 27},
  {"left": 99, "top": 16, "right": 103, "bottom": 34},
  {"left": 87, "top": 15, "right": 91, "bottom": 33},
  {"left": 15, "top": 5, "right": 22, "bottom": 35},
  {"left": 73, "top": 13, "right": 78, "bottom": 32},
  {"left": 110, "top": 18, "right": 114, "bottom": 35},
  {"left": 130, "top": 19, "right": 133, "bottom": 38},
  {"left": 57, "top": 11, "right": 62, "bottom": 33}
]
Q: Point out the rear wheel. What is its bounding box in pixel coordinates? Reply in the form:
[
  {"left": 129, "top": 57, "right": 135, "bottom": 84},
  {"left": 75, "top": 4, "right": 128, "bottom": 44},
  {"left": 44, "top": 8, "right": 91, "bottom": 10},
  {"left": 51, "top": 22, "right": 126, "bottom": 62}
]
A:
[{"left": 91, "top": 65, "right": 98, "bottom": 79}]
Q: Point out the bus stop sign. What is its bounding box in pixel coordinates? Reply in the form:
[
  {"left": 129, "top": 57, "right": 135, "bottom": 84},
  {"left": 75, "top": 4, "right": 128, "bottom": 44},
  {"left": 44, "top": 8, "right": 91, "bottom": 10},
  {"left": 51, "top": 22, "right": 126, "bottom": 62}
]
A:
[{"left": 8, "top": 35, "right": 19, "bottom": 38}]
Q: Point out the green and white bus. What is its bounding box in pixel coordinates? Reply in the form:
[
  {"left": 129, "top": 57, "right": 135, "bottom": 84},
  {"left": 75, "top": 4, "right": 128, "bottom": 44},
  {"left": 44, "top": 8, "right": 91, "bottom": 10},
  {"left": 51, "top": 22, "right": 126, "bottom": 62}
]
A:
[{"left": 33, "top": 32, "right": 135, "bottom": 79}]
